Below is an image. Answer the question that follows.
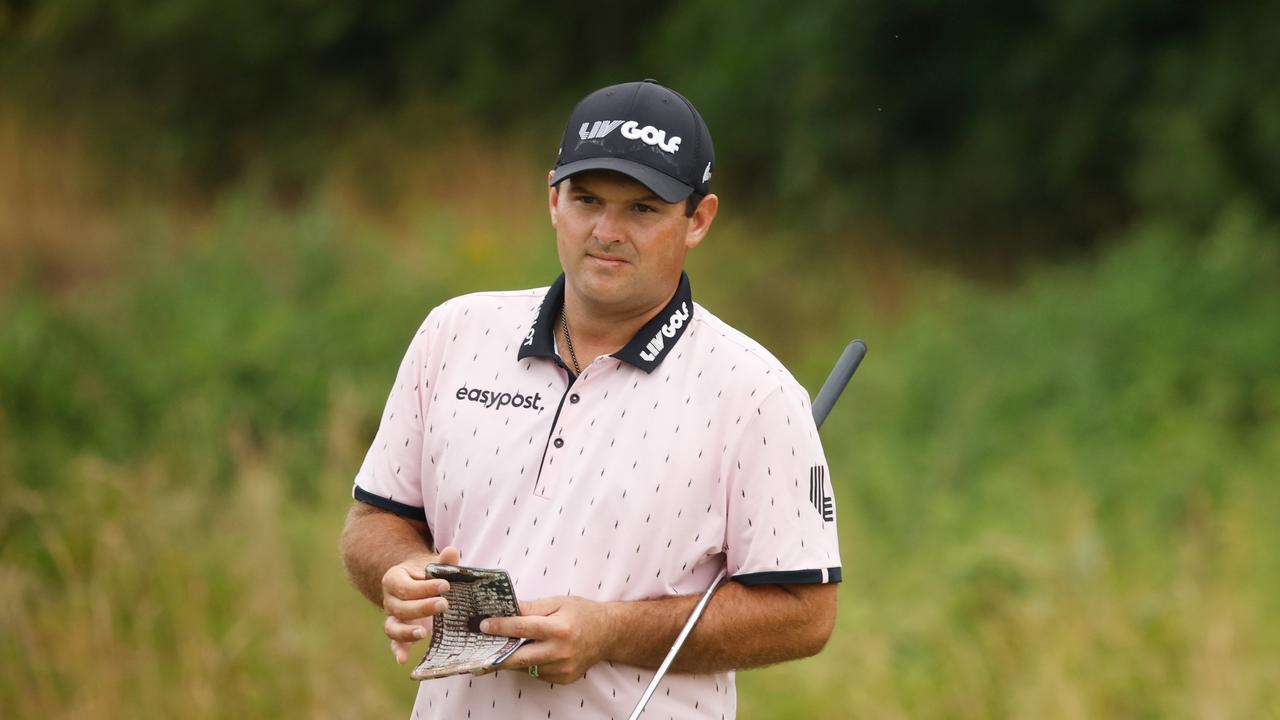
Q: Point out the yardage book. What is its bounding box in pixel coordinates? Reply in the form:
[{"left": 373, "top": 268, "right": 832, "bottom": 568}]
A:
[{"left": 410, "top": 564, "right": 528, "bottom": 681}]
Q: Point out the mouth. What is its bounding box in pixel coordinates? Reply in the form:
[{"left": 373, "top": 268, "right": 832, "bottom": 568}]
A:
[{"left": 586, "top": 252, "right": 629, "bottom": 267}]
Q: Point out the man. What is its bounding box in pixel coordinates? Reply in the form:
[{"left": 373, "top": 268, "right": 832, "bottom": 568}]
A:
[{"left": 341, "top": 79, "right": 841, "bottom": 719}]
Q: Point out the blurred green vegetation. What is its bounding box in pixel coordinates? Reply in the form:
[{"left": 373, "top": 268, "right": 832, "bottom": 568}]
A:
[
  {"left": 4, "top": 0, "right": 1279, "bottom": 253},
  {"left": 3, "top": 1, "right": 1280, "bottom": 717},
  {"left": 2, "top": 171, "right": 1278, "bottom": 715}
]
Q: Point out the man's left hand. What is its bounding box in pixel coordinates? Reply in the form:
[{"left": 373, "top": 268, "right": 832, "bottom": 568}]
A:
[{"left": 480, "top": 596, "right": 612, "bottom": 685}]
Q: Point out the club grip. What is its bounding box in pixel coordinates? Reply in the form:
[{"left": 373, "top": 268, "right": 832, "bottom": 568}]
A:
[{"left": 811, "top": 339, "right": 867, "bottom": 430}]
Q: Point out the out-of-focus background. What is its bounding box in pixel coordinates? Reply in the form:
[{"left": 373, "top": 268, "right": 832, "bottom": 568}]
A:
[{"left": 2, "top": 2, "right": 1279, "bottom": 718}]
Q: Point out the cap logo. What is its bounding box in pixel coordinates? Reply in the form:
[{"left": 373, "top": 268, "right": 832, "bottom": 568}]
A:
[
  {"left": 579, "top": 120, "right": 624, "bottom": 140},
  {"left": 702, "top": 162, "right": 712, "bottom": 183},
  {"left": 578, "top": 119, "right": 682, "bottom": 154},
  {"left": 621, "top": 121, "right": 682, "bottom": 153}
]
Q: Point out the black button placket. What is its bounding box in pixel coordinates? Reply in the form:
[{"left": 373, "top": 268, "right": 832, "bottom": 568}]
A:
[
  {"left": 517, "top": 274, "right": 581, "bottom": 498},
  {"left": 532, "top": 357, "right": 574, "bottom": 499}
]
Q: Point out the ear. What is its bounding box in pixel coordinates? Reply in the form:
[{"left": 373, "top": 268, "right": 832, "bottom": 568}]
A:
[
  {"left": 684, "top": 194, "right": 719, "bottom": 251},
  {"left": 547, "top": 170, "right": 560, "bottom": 228}
]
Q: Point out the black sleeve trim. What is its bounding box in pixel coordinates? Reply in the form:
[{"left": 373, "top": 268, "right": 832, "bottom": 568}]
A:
[
  {"left": 353, "top": 485, "right": 427, "bottom": 522},
  {"left": 732, "top": 567, "right": 842, "bottom": 586}
]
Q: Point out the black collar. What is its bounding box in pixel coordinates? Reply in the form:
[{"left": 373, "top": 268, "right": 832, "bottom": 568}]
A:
[{"left": 517, "top": 273, "right": 694, "bottom": 374}]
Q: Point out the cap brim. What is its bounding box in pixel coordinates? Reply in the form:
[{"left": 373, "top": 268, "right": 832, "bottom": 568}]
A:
[{"left": 550, "top": 157, "right": 694, "bottom": 203}]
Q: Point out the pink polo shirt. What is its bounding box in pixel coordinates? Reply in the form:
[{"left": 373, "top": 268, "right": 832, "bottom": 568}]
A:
[{"left": 353, "top": 273, "right": 841, "bottom": 720}]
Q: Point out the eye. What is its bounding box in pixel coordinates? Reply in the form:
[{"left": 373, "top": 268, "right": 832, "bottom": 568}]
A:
[
  {"left": 632, "top": 203, "right": 656, "bottom": 214},
  {"left": 575, "top": 195, "right": 598, "bottom": 205}
]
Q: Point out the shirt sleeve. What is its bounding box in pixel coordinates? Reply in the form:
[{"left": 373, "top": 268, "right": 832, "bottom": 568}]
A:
[
  {"left": 723, "top": 381, "right": 842, "bottom": 586},
  {"left": 351, "top": 310, "right": 438, "bottom": 522}
]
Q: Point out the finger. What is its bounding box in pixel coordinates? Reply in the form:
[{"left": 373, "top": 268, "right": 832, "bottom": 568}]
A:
[
  {"left": 384, "top": 594, "right": 448, "bottom": 620},
  {"left": 480, "top": 614, "right": 557, "bottom": 640},
  {"left": 436, "top": 546, "right": 461, "bottom": 566},
  {"left": 385, "top": 614, "right": 432, "bottom": 643},
  {"left": 385, "top": 576, "right": 451, "bottom": 602},
  {"left": 497, "top": 651, "right": 574, "bottom": 684},
  {"left": 385, "top": 572, "right": 450, "bottom": 600},
  {"left": 390, "top": 639, "right": 413, "bottom": 665},
  {"left": 517, "top": 597, "right": 561, "bottom": 616},
  {"left": 537, "top": 669, "right": 580, "bottom": 685},
  {"left": 497, "top": 645, "right": 544, "bottom": 670}
]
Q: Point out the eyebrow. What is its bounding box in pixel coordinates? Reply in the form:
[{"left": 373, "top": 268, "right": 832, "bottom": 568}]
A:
[{"left": 569, "top": 185, "right": 663, "bottom": 204}]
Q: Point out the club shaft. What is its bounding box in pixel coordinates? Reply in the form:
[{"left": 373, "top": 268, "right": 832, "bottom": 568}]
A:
[
  {"left": 627, "top": 339, "right": 867, "bottom": 718},
  {"left": 626, "top": 567, "right": 728, "bottom": 720}
]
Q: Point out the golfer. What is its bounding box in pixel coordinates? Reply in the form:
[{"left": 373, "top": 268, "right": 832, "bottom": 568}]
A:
[{"left": 341, "top": 79, "right": 841, "bottom": 719}]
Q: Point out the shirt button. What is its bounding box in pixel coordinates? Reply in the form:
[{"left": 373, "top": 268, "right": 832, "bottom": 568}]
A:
[
  {"left": 553, "top": 438, "right": 564, "bottom": 448},
  {"left": 569, "top": 393, "right": 580, "bottom": 404}
]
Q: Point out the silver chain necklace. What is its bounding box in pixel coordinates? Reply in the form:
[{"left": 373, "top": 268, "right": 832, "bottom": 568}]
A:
[{"left": 560, "top": 310, "right": 582, "bottom": 374}]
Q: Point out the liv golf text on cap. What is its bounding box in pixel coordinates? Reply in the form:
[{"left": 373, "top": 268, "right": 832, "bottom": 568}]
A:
[{"left": 550, "top": 79, "right": 715, "bottom": 203}]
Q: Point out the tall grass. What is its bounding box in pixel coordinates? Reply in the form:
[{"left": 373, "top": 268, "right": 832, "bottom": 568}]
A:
[
  {"left": 739, "top": 207, "right": 1280, "bottom": 719},
  {"left": 2, "top": 114, "right": 1278, "bottom": 718}
]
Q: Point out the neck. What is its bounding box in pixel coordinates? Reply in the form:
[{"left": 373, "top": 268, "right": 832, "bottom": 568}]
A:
[{"left": 561, "top": 282, "right": 679, "bottom": 363}]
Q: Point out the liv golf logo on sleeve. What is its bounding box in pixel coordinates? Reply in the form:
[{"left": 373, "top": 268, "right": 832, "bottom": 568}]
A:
[{"left": 809, "top": 465, "right": 833, "bottom": 522}]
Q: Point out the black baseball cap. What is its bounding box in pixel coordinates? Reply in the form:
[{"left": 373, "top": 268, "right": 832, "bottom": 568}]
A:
[{"left": 550, "top": 80, "right": 715, "bottom": 203}]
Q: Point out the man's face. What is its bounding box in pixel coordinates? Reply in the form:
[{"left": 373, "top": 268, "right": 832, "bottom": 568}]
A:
[{"left": 549, "top": 170, "right": 717, "bottom": 316}]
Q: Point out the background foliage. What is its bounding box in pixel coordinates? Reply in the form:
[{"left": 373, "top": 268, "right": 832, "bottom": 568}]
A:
[
  {"left": 5, "top": 0, "right": 1279, "bottom": 251},
  {"left": 2, "top": 2, "right": 1279, "bottom": 718}
]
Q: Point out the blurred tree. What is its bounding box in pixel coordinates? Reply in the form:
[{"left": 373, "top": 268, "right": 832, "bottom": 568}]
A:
[
  {"left": 1, "top": 0, "right": 666, "bottom": 181},
  {"left": 653, "top": 0, "right": 1280, "bottom": 252},
  {"left": 3, "top": 0, "right": 1277, "bottom": 254}
]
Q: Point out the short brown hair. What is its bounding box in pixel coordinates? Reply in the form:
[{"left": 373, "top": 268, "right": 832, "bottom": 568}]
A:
[{"left": 684, "top": 193, "right": 704, "bottom": 218}]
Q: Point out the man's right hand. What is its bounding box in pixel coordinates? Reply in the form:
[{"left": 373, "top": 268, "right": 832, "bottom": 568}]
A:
[{"left": 382, "top": 545, "right": 461, "bottom": 664}]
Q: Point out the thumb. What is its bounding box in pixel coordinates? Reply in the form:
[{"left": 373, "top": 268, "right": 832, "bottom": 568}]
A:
[{"left": 437, "top": 546, "right": 461, "bottom": 565}]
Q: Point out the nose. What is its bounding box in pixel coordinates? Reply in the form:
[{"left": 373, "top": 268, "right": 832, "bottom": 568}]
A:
[{"left": 592, "top": 206, "right": 627, "bottom": 245}]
